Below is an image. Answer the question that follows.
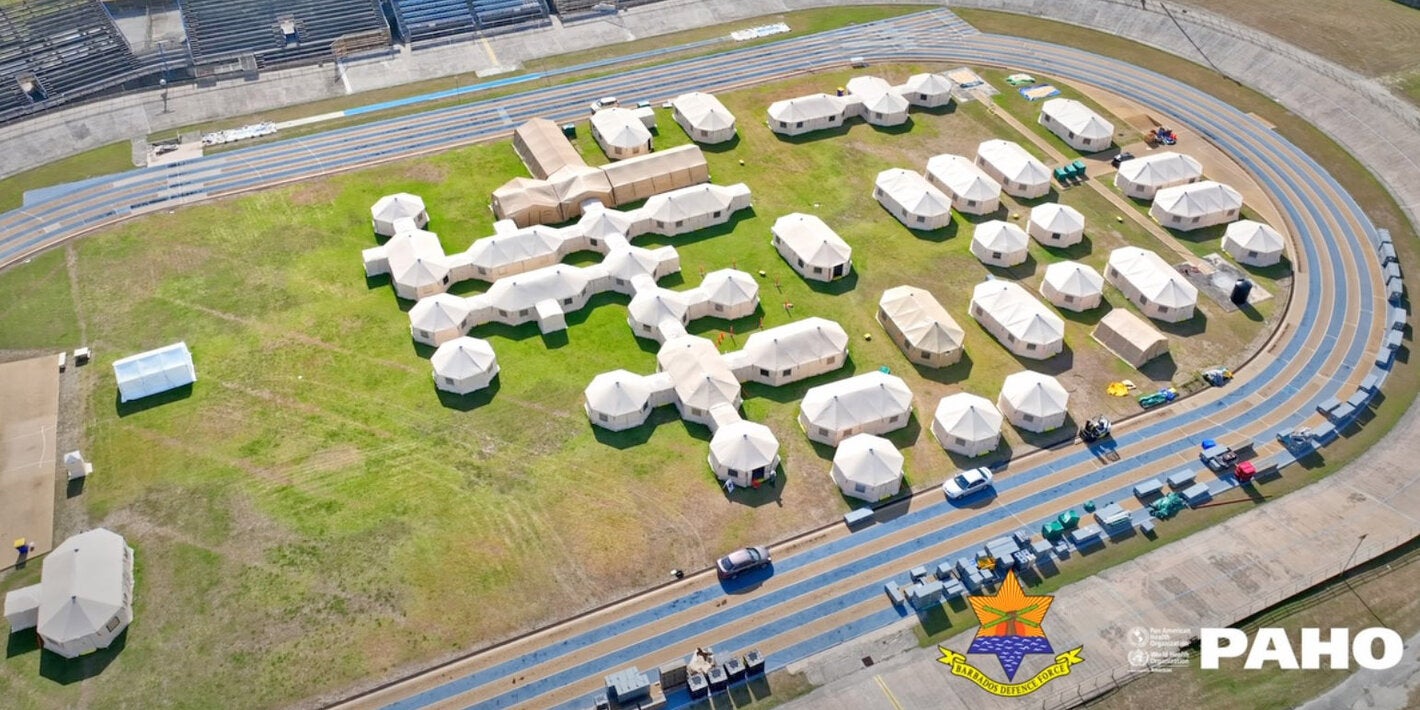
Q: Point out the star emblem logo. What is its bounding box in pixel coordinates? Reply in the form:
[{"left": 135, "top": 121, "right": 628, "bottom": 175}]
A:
[{"left": 967, "top": 570, "right": 1056, "bottom": 680}]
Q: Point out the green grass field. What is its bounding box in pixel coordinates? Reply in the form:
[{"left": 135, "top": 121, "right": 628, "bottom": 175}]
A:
[{"left": 0, "top": 59, "right": 1287, "bottom": 707}]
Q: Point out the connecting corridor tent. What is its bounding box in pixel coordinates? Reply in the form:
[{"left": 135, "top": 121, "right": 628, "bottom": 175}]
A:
[{"left": 113, "top": 342, "right": 196, "bottom": 403}]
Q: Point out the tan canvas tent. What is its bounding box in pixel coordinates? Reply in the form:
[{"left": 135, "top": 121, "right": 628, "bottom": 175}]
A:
[
  {"left": 772, "top": 213, "right": 852, "bottom": 282},
  {"left": 831, "top": 434, "right": 904, "bottom": 502},
  {"left": 1092, "top": 309, "right": 1169, "bottom": 368},
  {"left": 513, "top": 118, "right": 586, "bottom": 179},
  {"left": 877, "top": 285, "right": 965, "bottom": 368},
  {"left": 931, "top": 392, "right": 1002, "bottom": 457}
]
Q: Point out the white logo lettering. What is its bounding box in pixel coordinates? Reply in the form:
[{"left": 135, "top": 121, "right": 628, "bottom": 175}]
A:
[
  {"left": 1199, "top": 627, "right": 1403, "bottom": 670},
  {"left": 1200, "top": 628, "right": 1248, "bottom": 669},
  {"left": 1353, "top": 628, "right": 1404, "bottom": 670}
]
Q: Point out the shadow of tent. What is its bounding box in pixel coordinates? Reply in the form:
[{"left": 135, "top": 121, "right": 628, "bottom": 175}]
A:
[
  {"left": 7, "top": 629, "right": 39, "bottom": 658},
  {"left": 911, "top": 350, "right": 974, "bottom": 385},
  {"left": 1006, "top": 342, "right": 1075, "bottom": 376},
  {"left": 1138, "top": 352, "right": 1179, "bottom": 381},
  {"left": 805, "top": 269, "right": 858, "bottom": 296},
  {"left": 1154, "top": 309, "right": 1208, "bottom": 338},
  {"left": 739, "top": 354, "right": 859, "bottom": 405},
  {"left": 39, "top": 629, "right": 127, "bottom": 684},
  {"left": 433, "top": 375, "right": 500, "bottom": 411},
  {"left": 115, "top": 384, "right": 193, "bottom": 417},
  {"left": 590, "top": 406, "right": 685, "bottom": 449},
  {"left": 945, "top": 437, "right": 1016, "bottom": 473},
  {"left": 720, "top": 463, "right": 787, "bottom": 508},
  {"left": 1056, "top": 298, "right": 1112, "bottom": 326},
  {"left": 1037, "top": 232, "right": 1095, "bottom": 260}
]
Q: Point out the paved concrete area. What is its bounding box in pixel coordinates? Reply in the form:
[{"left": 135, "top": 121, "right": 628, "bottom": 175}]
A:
[
  {"left": 0, "top": 355, "right": 60, "bottom": 568},
  {"left": 1299, "top": 628, "right": 1420, "bottom": 710}
]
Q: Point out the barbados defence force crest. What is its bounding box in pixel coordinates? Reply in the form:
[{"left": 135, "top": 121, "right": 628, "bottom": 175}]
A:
[{"left": 937, "top": 570, "right": 1084, "bottom": 697}]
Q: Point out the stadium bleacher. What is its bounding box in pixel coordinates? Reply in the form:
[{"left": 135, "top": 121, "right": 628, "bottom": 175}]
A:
[
  {"left": 0, "top": 0, "right": 139, "bottom": 118},
  {"left": 392, "top": 0, "right": 549, "bottom": 43},
  {"left": 179, "top": 0, "right": 389, "bottom": 66}
]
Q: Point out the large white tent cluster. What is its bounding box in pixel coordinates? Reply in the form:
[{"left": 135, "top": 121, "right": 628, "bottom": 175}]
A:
[
  {"left": 767, "top": 72, "right": 955, "bottom": 136},
  {"left": 970, "top": 220, "right": 1030, "bottom": 267},
  {"left": 431, "top": 336, "right": 500, "bottom": 395},
  {"left": 113, "top": 342, "right": 196, "bottom": 403},
  {"left": 1222, "top": 220, "right": 1286, "bottom": 266},
  {"left": 925, "top": 154, "right": 1002, "bottom": 216},
  {"left": 1105, "top": 247, "right": 1199, "bottom": 322},
  {"left": 1038, "top": 98, "right": 1114, "bottom": 152},
  {"left": 798, "top": 370, "right": 914, "bottom": 446},
  {"left": 370, "top": 193, "right": 429, "bottom": 236},
  {"left": 876, "top": 285, "right": 965, "bottom": 368},
  {"left": 998, "top": 371, "right": 1070, "bottom": 433},
  {"left": 931, "top": 392, "right": 1003, "bottom": 457},
  {"left": 874, "top": 168, "right": 953, "bottom": 231},
  {"left": 4, "top": 528, "right": 134, "bottom": 659},
  {"left": 671, "top": 91, "right": 737, "bottom": 144},
  {"left": 970, "top": 280, "right": 1065, "bottom": 359},
  {"left": 1040, "top": 261, "right": 1104, "bottom": 312},
  {"left": 831, "top": 434, "right": 904, "bottom": 502},
  {"left": 1149, "top": 180, "right": 1243, "bottom": 231},
  {"left": 583, "top": 317, "right": 851, "bottom": 488},
  {"left": 772, "top": 213, "right": 852, "bottom": 282},
  {"left": 590, "top": 107, "right": 653, "bottom": 160},
  {"left": 1027, "top": 203, "right": 1085, "bottom": 247},
  {"left": 1093, "top": 309, "right": 1170, "bottom": 368},
  {"left": 976, "top": 139, "right": 1051, "bottom": 199},
  {"left": 1113, "top": 151, "right": 1203, "bottom": 199}
]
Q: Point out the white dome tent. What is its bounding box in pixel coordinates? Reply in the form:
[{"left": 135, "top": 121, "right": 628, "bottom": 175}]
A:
[
  {"left": 1113, "top": 151, "right": 1203, "bottom": 200},
  {"left": 708, "top": 420, "right": 781, "bottom": 488},
  {"left": 1222, "top": 220, "right": 1286, "bottom": 267},
  {"left": 431, "top": 336, "right": 500, "bottom": 395},
  {"left": 831, "top": 434, "right": 904, "bottom": 502},
  {"left": 925, "top": 154, "right": 1001, "bottom": 216},
  {"left": 874, "top": 168, "right": 953, "bottom": 231},
  {"left": 409, "top": 293, "right": 472, "bottom": 346},
  {"left": 584, "top": 370, "right": 656, "bottom": 431},
  {"left": 976, "top": 139, "right": 1051, "bottom": 199},
  {"left": 1149, "top": 180, "right": 1243, "bottom": 231},
  {"left": 1038, "top": 98, "right": 1114, "bottom": 152},
  {"left": 371, "top": 193, "right": 429, "bottom": 237},
  {"left": 797, "top": 371, "right": 914, "bottom": 446},
  {"left": 930, "top": 392, "right": 1003, "bottom": 457},
  {"left": 970, "top": 220, "right": 1030, "bottom": 267},
  {"left": 1040, "top": 261, "right": 1104, "bottom": 312},
  {"left": 998, "top": 371, "right": 1070, "bottom": 433},
  {"left": 1027, "top": 203, "right": 1085, "bottom": 247},
  {"left": 3, "top": 528, "right": 135, "bottom": 659},
  {"left": 771, "top": 213, "right": 852, "bottom": 282},
  {"left": 898, "top": 72, "right": 954, "bottom": 108}
]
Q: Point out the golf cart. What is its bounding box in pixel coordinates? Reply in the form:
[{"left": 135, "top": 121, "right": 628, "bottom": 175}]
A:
[
  {"left": 1150, "top": 126, "right": 1178, "bottom": 146},
  {"left": 1080, "top": 415, "right": 1112, "bottom": 443}
]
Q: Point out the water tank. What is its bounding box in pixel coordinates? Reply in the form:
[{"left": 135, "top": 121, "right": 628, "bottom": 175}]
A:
[{"left": 1230, "top": 278, "right": 1253, "bottom": 305}]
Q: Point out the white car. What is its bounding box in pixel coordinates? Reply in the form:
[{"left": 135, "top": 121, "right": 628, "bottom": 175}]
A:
[
  {"left": 943, "top": 467, "right": 995, "bottom": 499},
  {"left": 589, "top": 96, "right": 619, "bottom": 113}
]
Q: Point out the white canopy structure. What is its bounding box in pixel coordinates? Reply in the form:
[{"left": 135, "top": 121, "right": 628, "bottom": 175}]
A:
[
  {"left": 1113, "top": 151, "right": 1203, "bottom": 200},
  {"left": 798, "top": 370, "right": 914, "bottom": 446},
  {"left": 976, "top": 139, "right": 1051, "bottom": 198},
  {"left": 831, "top": 434, "right": 904, "bottom": 502},
  {"left": 627, "top": 289, "right": 692, "bottom": 342},
  {"left": 1027, "top": 203, "right": 1085, "bottom": 247},
  {"left": 898, "top": 72, "right": 954, "bottom": 108},
  {"left": 113, "top": 342, "right": 196, "bottom": 403},
  {"left": 1038, "top": 98, "right": 1114, "bottom": 151},
  {"left": 480, "top": 264, "right": 592, "bottom": 332},
  {"left": 767, "top": 94, "right": 848, "bottom": 136},
  {"left": 584, "top": 369, "right": 668, "bottom": 431},
  {"left": 1093, "top": 310, "right": 1169, "bottom": 368},
  {"left": 409, "top": 293, "right": 472, "bottom": 346},
  {"left": 1222, "top": 220, "right": 1286, "bottom": 267},
  {"left": 591, "top": 107, "right": 653, "bottom": 160},
  {"left": 998, "top": 371, "right": 1069, "bottom": 433},
  {"left": 876, "top": 285, "right": 965, "bottom": 368},
  {"left": 925, "top": 154, "right": 1001, "bottom": 216},
  {"left": 431, "top": 336, "right": 499, "bottom": 395},
  {"left": 846, "top": 76, "right": 909, "bottom": 126},
  {"left": 1105, "top": 247, "right": 1199, "bottom": 322},
  {"left": 1040, "top": 261, "right": 1104, "bottom": 312},
  {"left": 772, "top": 213, "right": 852, "bottom": 282},
  {"left": 465, "top": 226, "right": 568, "bottom": 280},
  {"left": 970, "top": 280, "right": 1065, "bottom": 359},
  {"left": 741, "top": 317, "right": 849, "bottom": 386},
  {"left": 671, "top": 92, "right": 736, "bottom": 144},
  {"left": 970, "top": 220, "right": 1030, "bottom": 267},
  {"left": 874, "top": 168, "right": 953, "bottom": 231},
  {"left": 3, "top": 528, "right": 135, "bottom": 659},
  {"left": 692, "top": 269, "right": 759, "bottom": 320},
  {"left": 930, "top": 392, "right": 1003, "bottom": 457},
  {"left": 1149, "top": 180, "right": 1243, "bottom": 231},
  {"left": 371, "top": 193, "right": 429, "bottom": 237},
  {"left": 708, "top": 420, "right": 781, "bottom": 487}
]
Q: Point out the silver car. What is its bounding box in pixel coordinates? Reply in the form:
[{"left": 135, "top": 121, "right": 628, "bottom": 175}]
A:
[
  {"left": 943, "top": 467, "right": 995, "bottom": 500},
  {"left": 716, "top": 546, "right": 771, "bottom": 579}
]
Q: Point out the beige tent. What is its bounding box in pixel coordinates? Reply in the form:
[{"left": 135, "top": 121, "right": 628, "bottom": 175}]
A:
[
  {"left": 465, "top": 225, "right": 568, "bottom": 280},
  {"left": 1038, "top": 98, "right": 1114, "bottom": 152},
  {"left": 708, "top": 420, "right": 780, "bottom": 487},
  {"left": 767, "top": 93, "right": 849, "bottom": 136},
  {"left": 998, "top": 371, "right": 1069, "bottom": 433},
  {"left": 877, "top": 285, "right": 965, "bottom": 368},
  {"left": 798, "top": 371, "right": 914, "bottom": 446},
  {"left": 1105, "top": 247, "right": 1198, "bottom": 322},
  {"left": 970, "top": 280, "right": 1065, "bottom": 359},
  {"left": 601, "top": 145, "right": 710, "bottom": 205},
  {"left": 1027, "top": 203, "right": 1085, "bottom": 247},
  {"left": 899, "top": 72, "right": 954, "bottom": 108},
  {"left": 931, "top": 392, "right": 1002, "bottom": 457},
  {"left": 627, "top": 289, "right": 692, "bottom": 342},
  {"left": 970, "top": 220, "right": 1030, "bottom": 267},
  {"left": 672, "top": 92, "right": 737, "bottom": 144},
  {"left": 1040, "top": 261, "right": 1104, "bottom": 312},
  {"left": 741, "top": 317, "right": 849, "bottom": 386},
  {"left": 479, "top": 264, "right": 591, "bottom": 331},
  {"left": 658, "top": 334, "right": 742, "bottom": 426},
  {"left": 1222, "top": 220, "right": 1286, "bottom": 267},
  {"left": 591, "top": 107, "right": 653, "bottom": 160},
  {"left": 371, "top": 193, "right": 429, "bottom": 237},
  {"left": 545, "top": 165, "right": 614, "bottom": 220},
  {"left": 431, "top": 336, "right": 500, "bottom": 395},
  {"left": 1093, "top": 309, "right": 1169, "bottom": 368},
  {"left": 1149, "top": 180, "right": 1243, "bottom": 231},
  {"left": 976, "top": 139, "right": 1051, "bottom": 199},
  {"left": 513, "top": 118, "right": 586, "bottom": 179},
  {"left": 584, "top": 369, "right": 661, "bottom": 431},
  {"left": 3, "top": 528, "right": 135, "bottom": 659},
  {"left": 409, "top": 293, "right": 472, "bottom": 346},
  {"left": 846, "top": 76, "right": 909, "bottom": 126},
  {"left": 641, "top": 183, "right": 751, "bottom": 237},
  {"left": 925, "top": 154, "right": 1001, "bottom": 216},
  {"left": 772, "top": 213, "right": 852, "bottom": 282},
  {"left": 1114, "top": 151, "right": 1203, "bottom": 200},
  {"left": 691, "top": 269, "right": 759, "bottom": 320},
  {"left": 874, "top": 168, "right": 953, "bottom": 231},
  {"left": 831, "top": 434, "right": 904, "bottom": 502},
  {"left": 491, "top": 178, "right": 567, "bottom": 227}
]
